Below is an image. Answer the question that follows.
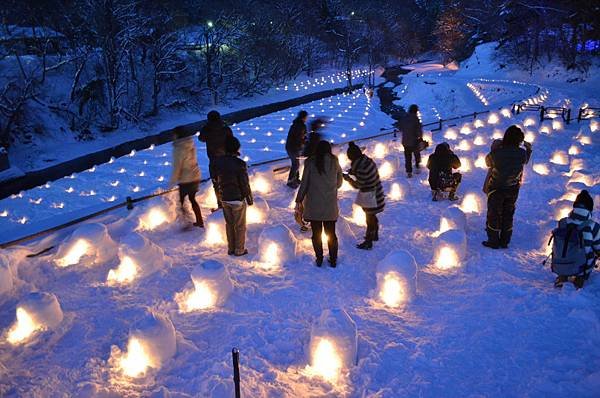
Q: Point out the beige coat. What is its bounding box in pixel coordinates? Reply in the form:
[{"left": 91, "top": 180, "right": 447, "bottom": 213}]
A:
[
  {"left": 296, "top": 154, "right": 343, "bottom": 221},
  {"left": 170, "top": 136, "right": 201, "bottom": 185}
]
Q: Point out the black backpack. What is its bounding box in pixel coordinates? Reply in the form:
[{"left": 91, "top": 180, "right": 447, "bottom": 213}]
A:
[{"left": 548, "top": 219, "right": 588, "bottom": 276}]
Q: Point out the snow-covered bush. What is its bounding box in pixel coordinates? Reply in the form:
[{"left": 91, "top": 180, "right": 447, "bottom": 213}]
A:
[
  {"left": 433, "top": 229, "right": 468, "bottom": 271},
  {"left": 6, "top": 292, "right": 63, "bottom": 344},
  {"left": 107, "top": 233, "right": 169, "bottom": 285},
  {"left": 308, "top": 309, "right": 357, "bottom": 381},
  {"left": 375, "top": 250, "right": 418, "bottom": 307},
  {"left": 256, "top": 224, "right": 298, "bottom": 269},
  {"left": 54, "top": 223, "right": 116, "bottom": 267}
]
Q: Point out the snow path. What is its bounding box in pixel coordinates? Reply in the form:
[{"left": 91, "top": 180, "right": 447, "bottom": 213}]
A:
[{"left": 0, "top": 105, "right": 598, "bottom": 396}]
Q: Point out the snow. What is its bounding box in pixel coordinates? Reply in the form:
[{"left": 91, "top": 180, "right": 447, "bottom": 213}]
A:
[
  {"left": 256, "top": 224, "right": 298, "bottom": 270},
  {"left": 6, "top": 292, "right": 63, "bottom": 345},
  {"left": 54, "top": 223, "right": 117, "bottom": 268},
  {"left": 0, "top": 44, "right": 599, "bottom": 396},
  {"left": 185, "top": 260, "right": 234, "bottom": 310},
  {"left": 375, "top": 250, "right": 418, "bottom": 306},
  {"left": 433, "top": 229, "right": 468, "bottom": 271}
]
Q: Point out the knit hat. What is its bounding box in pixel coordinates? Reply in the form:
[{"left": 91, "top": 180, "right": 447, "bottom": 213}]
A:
[
  {"left": 225, "top": 135, "right": 241, "bottom": 155},
  {"left": 347, "top": 141, "right": 362, "bottom": 161},
  {"left": 574, "top": 190, "right": 594, "bottom": 212},
  {"left": 207, "top": 110, "right": 221, "bottom": 122}
]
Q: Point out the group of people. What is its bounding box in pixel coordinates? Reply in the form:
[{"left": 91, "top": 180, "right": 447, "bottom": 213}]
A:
[{"left": 169, "top": 105, "right": 598, "bottom": 288}]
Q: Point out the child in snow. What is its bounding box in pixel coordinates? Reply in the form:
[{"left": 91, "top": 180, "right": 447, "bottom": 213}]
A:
[
  {"left": 482, "top": 139, "right": 503, "bottom": 194},
  {"left": 170, "top": 127, "right": 203, "bottom": 228},
  {"left": 296, "top": 140, "right": 343, "bottom": 267},
  {"left": 212, "top": 136, "right": 253, "bottom": 256},
  {"left": 426, "top": 142, "right": 462, "bottom": 201},
  {"left": 552, "top": 190, "right": 600, "bottom": 289},
  {"left": 399, "top": 104, "right": 423, "bottom": 178},
  {"left": 343, "top": 142, "right": 385, "bottom": 250},
  {"left": 482, "top": 125, "right": 532, "bottom": 249}
]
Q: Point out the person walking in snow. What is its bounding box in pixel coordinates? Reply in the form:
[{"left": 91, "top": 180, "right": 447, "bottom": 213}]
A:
[
  {"left": 482, "top": 125, "right": 532, "bottom": 249},
  {"left": 212, "top": 136, "right": 253, "bottom": 256},
  {"left": 550, "top": 190, "right": 600, "bottom": 289},
  {"left": 295, "top": 140, "right": 343, "bottom": 267},
  {"left": 302, "top": 118, "right": 327, "bottom": 158},
  {"left": 427, "top": 142, "right": 462, "bottom": 201},
  {"left": 400, "top": 104, "right": 423, "bottom": 178},
  {"left": 199, "top": 110, "right": 234, "bottom": 209},
  {"left": 170, "top": 127, "right": 203, "bottom": 228},
  {"left": 343, "top": 142, "right": 385, "bottom": 250},
  {"left": 285, "top": 110, "right": 308, "bottom": 188}
]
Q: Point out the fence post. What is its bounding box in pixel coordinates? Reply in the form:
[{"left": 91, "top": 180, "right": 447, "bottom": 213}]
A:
[
  {"left": 126, "top": 196, "right": 134, "bottom": 210},
  {"left": 438, "top": 119, "right": 442, "bottom": 131},
  {"left": 539, "top": 106, "right": 545, "bottom": 122},
  {"left": 232, "top": 348, "right": 241, "bottom": 398},
  {"left": 577, "top": 108, "right": 582, "bottom": 122},
  {"left": 566, "top": 108, "right": 571, "bottom": 124}
]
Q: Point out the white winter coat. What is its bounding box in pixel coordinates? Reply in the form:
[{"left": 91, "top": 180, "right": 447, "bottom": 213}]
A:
[{"left": 170, "top": 136, "right": 201, "bottom": 185}]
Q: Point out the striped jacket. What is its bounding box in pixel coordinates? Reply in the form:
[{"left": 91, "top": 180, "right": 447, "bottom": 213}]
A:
[
  {"left": 564, "top": 206, "right": 600, "bottom": 272},
  {"left": 349, "top": 154, "right": 385, "bottom": 215}
]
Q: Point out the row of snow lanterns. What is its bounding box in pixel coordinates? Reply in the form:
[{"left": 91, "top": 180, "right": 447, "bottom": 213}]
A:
[{"left": 277, "top": 69, "right": 372, "bottom": 91}]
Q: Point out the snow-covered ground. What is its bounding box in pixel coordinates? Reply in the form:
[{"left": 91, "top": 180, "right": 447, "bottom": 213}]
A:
[{"left": 0, "top": 44, "right": 599, "bottom": 397}]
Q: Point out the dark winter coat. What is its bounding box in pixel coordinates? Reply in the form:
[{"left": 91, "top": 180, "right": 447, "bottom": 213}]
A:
[
  {"left": 401, "top": 113, "right": 422, "bottom": 148},
  {"left": 485, "top": 145, "right": 532, "bottom": 192},
  {"left": 427, "top": 144, "right": 461, "bottom": 189},
  {"left": 302, "top": 132, "right": 322, "bottom": 158},
  {"left": 199, "top": 120, "right": 234, "bottom": 159},
  {"left": 285, "top": 118, "right": 307, "bottom": 153},
  {"left": 212, "top": 154, "right": 253, "bottom": 204},
  {"left": 349, "top": 154, "right": 385, "bottom": 215},
  {"left": 296, "top": 154, "right": 343, "bottom": 221}
]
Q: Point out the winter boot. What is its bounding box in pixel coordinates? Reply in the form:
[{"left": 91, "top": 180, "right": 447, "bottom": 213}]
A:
[
  {"left": 407, "top": 172, "right": 413, "bottom": 178},
  {"left": 448, "top": 191, "right": 459, "bottom": 201},
  {"left": 482, "top": 229, "right": 501, "bottom": 249},
  {"left": 328, "top": 257, "right": 337, "bottom": 268},
  {"left": 554, "top": 275, "right": 568, "bottom": 288},
  {"left": 573, "top": 275, "right": 585, "bottom": 289},
  {"left": 315, "top": 257, "right": 324, "bottom": 267},
  {"left": 499, "top": 229, "right": 512, "bottom": 249},
  {"left": 357, "top": 240, "right": 373, "bottom": 250}
]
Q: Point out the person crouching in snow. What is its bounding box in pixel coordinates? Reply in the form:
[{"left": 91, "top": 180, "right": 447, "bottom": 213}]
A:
[
  {"left": 212, "top": 136, "right": 253, "bottom": 256},
  {"left": 426, "top": 142, "right": 462, "bottom": 201},
  {"left": 170, "top": 127, "right": 203, "bottom": 228},
  {"left": 343, "top": 142, "right": 385, "bottom": 250},
  {"left": 295, "top": 140, "right": 343, "bottom": 267},
  {"left": 550, "top": 190, "right": 600, "bottom": 289}
]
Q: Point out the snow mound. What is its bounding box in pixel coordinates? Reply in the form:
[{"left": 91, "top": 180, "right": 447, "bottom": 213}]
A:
[
  {"left": 0, "top": 253, "right": 14, "bottom": 295},
  {"left": 309, "top": 308, "right": 358, "bottom": 375},
  {"left": 189, "top": 260, "right": 233, "bottom": 308},
  {"left": 246, "top": 196, "right": 270, "bottom": 226},
  {"left": 375, "top": 250, "right": 418, "bottom": 306},
  {"left": 54, "top": 223, "right": 117, "bottom": 267},
  {"left": 6, "top": 292, "right": 63, "bottom": 344},
  {"left": 433, "top": 229, "right": 468, "bottom": 271},
  {"left": 199, "top": 185, "right": 219, "bottom": 209},
  {"left": 131, "top": 312, "right": 176, "bottom": 365},
  {"left": 439, "top": 206, "right": 467, "bottom": 233},
  {"left": 107, "top": 233, "right": 169, "bottom": 285},
  {"left": 256, "top": 224, "right": 298, "bottom": 269},
  {"left": 136, "top": 199, "right": 176, "bottom": 232},
  {"left": 250, "top": 172, "right": 273, "bottom": 196},
  {"left": 204, "top": 211, "right": 227, "bottom": 246}
]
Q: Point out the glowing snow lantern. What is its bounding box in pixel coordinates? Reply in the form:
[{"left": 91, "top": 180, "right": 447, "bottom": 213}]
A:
[
  {"left": 117, "top": 312, "right": 176, "bottom": 377},
  {"left": 460, "top": 193, "right": 481, "bottom": 214},
  {"left": 475, "top": 154, "right": 487, "bottom": 169},
  {"left": 524, "top": 118, "right": 536, "bottom": 127},
  {"left": 372, "top": 143, "right": 387, "bottom": 159},
  {"left": 137, "top": 206, "right": 170, "bottom": 231},
  {"left": 492, "top": 129, "right": 503, "bottom": 140},
  {"left": 474, "top": 119, "right": 485, "bottom": 128},
  {"left": 434, "top": 229, "right": 467, "bottom": 271},
  {"left": 388, "top": 183, "right": 403, "bottom": 201},
  {"left": 459, "top": 157, "right": 472, "bottom": 172},
  {"left": 375, "top": 250, "right": 417, "bottom": 307},
  {"left": 251, "top": 174, "right": 271, "bottom": 195},
  {"left": 444, "top": 129, "right": 458, "bottom": 140},
  {"left": 350, "top": 204, "right": 367, "bottom": 226},
  {"left": 460, "top": 125, "right": 472, "bottom": 135},
  {"left": 337, "top": 152, "right": 350, "bottom": 169},
  {"left": 107, "top": 233, "right": 167, "bottom": 286},
  {"left": 532, "top": 163, "right": 550, "bottom": 176},
  {"left": 246, "top": 197, "right": 269, "bottom": 225},
  {"left": 456, "top": 140, "right": 471, "bottom": 151},
  {"left": 473, "top": 135, "right": 486, "bottom": 146},
  {"left": 54, "top": 223, "right": 116, "bottom": 267},
  {"left": 524, "top": 131, "right": 536, "bottom": 143},
  {"left": 308, "top": 309, "right": 357, "bottom": 382},
  {"left": 205, "top": 222, "right": 225, "bottom": 246},
  {"left": 436, "top": 207, "right": 467, "bottom": 237},
  {"left": 487, "top": 113, "right": 499, "bottom": 124},
  {"left": 550, "top": 151, "right": 569, "bottom": 166},
  {"left": 568, "top": 145, "right": 580, "bottom": 155},
  {"left": 256, "top": 224, "right": 298, "bottom": 270},
  {"left": 378, "top": 161, "right": 394, "bottom": 180},
  {"left": 555, "top": 206, "right": 571, "bottom": 220},
  {"left": 200, "top": 186, "right": 219, "bottom": 209},
  {"left": 501, "top": 108, "right": 511, "bottom": 118},
  {"left": 6, "top": 292, "right": 63, "bottom": 345},
  {"left": 552, "top": 120, "right": 563, "bottom": 130},
  {"left": 177, "top": 260, "right": 233, "bottom": 312},
  {"left": 579, "top": 135, "right": 592, "bottom": 145},
  {"left": 590, "top": 120, "right": 598, "bottom": 132},
  {"left": 540, "top": 126, "right": 550, "bottom": 134}
]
